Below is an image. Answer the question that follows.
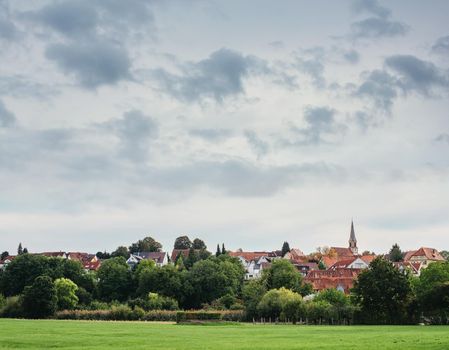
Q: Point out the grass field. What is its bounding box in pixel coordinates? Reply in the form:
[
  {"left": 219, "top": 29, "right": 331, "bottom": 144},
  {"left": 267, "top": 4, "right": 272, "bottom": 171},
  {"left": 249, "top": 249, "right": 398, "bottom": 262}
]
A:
[{"left": 0, "top": 319, "right": 448, "bottom": 350}]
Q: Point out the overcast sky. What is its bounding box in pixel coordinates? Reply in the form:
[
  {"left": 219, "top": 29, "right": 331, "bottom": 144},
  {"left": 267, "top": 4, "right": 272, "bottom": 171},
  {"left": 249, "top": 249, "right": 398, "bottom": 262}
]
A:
[{"left": 1, "top": 0, "right": 448, "bottom": 255}]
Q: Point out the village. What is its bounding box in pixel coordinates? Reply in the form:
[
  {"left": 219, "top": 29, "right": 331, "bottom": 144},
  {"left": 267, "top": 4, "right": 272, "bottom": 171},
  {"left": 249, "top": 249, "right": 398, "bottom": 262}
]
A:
[{"left": 1, "top": 221, "right": 445, "bottom": 295}]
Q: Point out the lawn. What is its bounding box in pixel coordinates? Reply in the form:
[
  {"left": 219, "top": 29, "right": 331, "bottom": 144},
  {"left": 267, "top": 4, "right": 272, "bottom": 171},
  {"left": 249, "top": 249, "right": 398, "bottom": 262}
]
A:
[{"left": 0, "top": 319, "right": 448, "bottom": 350}]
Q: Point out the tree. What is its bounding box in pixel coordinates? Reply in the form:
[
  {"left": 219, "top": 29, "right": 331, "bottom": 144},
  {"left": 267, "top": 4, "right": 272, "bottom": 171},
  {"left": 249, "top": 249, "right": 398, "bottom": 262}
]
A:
[
  {"left": 96, "top": 251, "right": 110, "bottom": 260},
  {"left": 111, "top": 246, "right": 130, "bottom": 259},
  {"left": 257, "top": 287, "right": 303, "bottom": 322},
  {"left": 389, "top": 243, "right": 403, "bottom": 262},
  {"left": 97, "top": 257, "right": 132, "bottom": 302},
  {"left": 216, "top": 244, "right": 221, "bottom": 257},
  {"left": 54, "top": 278, "right": 78, "bottom": 310},
  {"left": 174, "top": 236, "right": 192, "bottom": 249},
  {"left": 0, "top": 251, "right": 8, "bottom": 260},
  {"left": 17, "top": 243, "right": 23, "bottom": 255},
  {"left": 221, "top": 243, "right": 227, "bottom": 255},
  {"left": 23, "top": 248, "right": 28, "bottom": 254},
  {"left": 281, "top": 242, "right": 290, "bottom": 257},
  {"left": 242, "top": 279, "right": 266, "bottom": 320},
  {"left": 192, "top": 238, "right": 207, "bottom": 250},
  {"left": 314, "top": 288, "right": 348, "bottom": 307},
  {"left": 22, "top": 276, "right": 57, "bottom": 318},
  {"left": 184, "top": 248, "right": 198, "bottom": 269},
  {"left": 137, "top": 264, "right": 186, "bottom": 304},
  {"left": 133, "top": 259, "right": 156, "bottom": 281},
  {"left": 0, "top": 254, "right": 50, "bottom": 296},
  {"left": 440, "top": 250, "right": 449, "bottom": 261},
  {"left": 352, "top": 257, "right": 413, "bottom": 324},
  {"left": 129, "top": 236, "right": 162, "bottom": 253},
  {"left": 318, "top": 260, "right": 326, "bottom": 270},
  {"left": 262, "top": 259, "right": 310, "bottom": 296}
]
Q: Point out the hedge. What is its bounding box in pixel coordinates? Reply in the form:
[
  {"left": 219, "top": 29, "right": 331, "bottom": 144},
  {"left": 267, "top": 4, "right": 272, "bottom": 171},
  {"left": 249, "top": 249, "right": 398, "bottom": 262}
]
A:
[
  {"left": 55, "top": 307, "right": 178, "bottom": 321},
  {"left": 176, "top": 310, "right": 244, "bottom": 323}
]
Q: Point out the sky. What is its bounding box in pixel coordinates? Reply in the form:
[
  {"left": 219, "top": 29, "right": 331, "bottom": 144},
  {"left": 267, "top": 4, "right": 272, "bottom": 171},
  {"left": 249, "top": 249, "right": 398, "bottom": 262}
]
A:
[{"left": 0, "top": 0, "right": 449, "bottom": 255}]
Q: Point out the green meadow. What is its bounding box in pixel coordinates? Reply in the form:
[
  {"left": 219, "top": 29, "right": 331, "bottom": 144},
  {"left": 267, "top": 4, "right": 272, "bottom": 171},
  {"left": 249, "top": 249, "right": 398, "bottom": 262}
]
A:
[{"left": 0, "top": 319, "right": 448, "bottom": 350}]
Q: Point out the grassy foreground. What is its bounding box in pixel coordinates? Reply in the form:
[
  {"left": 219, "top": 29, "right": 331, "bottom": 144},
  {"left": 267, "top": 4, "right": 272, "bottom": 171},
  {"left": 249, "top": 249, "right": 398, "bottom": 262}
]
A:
[{"left": 0, "top": 319, "right": 448, "bottom": 350}]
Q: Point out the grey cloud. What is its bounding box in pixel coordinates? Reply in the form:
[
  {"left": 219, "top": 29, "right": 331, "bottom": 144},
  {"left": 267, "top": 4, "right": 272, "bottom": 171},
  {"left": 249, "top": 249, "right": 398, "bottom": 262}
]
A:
[
  {"left": 343, "top": 49, "right": 360, "bottom": 64},
  {"left": 295, "top": 57, "right": 325, "bottom": 88},
  {"left": 287, "top": 106, "right": 345, "bottom": 145},
  {"left": 385, "top": 55, "right": 449, "bottom": 95},
  {"left": 244, "top": 130, "right": 269, "bottom": 159},
  {"left": 31, "top": 0, "right": 154, "bottom": 40},
  {"left": 189, "top": 128, "right": 233, "bottom": 142},
  {"left": 268, "top": 40, "right": 284, "bottom": 49},
  {"left": 100, "top": 110, "right": 158, "bottom": 161},
  {"left": 432, "top": 35, "right": 449, "bottom": 56},
  {"left": 0, "top": 100, "right": 16, "bottom": 127},
  {"left": 147, "top": 160, "right": 342, "bottom": 198},
  {"left": 0, "top": 17, "right": 18, "bottom": 40},
  {"left": 435, "top": 133, "right": 449, "bottom": 144},
  {"left": 351, "top": 0, "right": 391, "bottom": 18},
  {"left": 152, "top": 48, "right": 269, "bottom": 102},
  {"left": 35, "top": 1, "right": 98, "bottom": 38},
  {"left": 351, "top": 17, "right": 408, "bottom": 39},
  {"left": 0, "top": 75, "right": 60, "bottom": 98},
  {"left": 45, "top": 41, "right": 132, "bottom": 89},
  {"left": 354, "top": 69, "right": 398, "bottom": 112}
]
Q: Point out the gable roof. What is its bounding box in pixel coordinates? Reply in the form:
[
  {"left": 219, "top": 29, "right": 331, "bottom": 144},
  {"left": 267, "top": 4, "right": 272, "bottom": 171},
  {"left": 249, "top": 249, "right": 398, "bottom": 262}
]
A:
[
  {"left": 137, "top": 251, "right": 167, "bottom": 264},
  {"left": 229, "top": 251, "right": 270, "bottom": 262},
  {"left": 403, "top": 250, "right": 417, "bottom": 262},
  {"left": 330, "top": 247, "right": 355, "bottom": 258},
  {"left": 360, "top": 255, "right": 376, "bottom": 264},
  {"left": 410, "top": 247, "right": 445, "bottom": 261},
  {"left": 305, "top": 268, "right": 362, "bottom": 294}
]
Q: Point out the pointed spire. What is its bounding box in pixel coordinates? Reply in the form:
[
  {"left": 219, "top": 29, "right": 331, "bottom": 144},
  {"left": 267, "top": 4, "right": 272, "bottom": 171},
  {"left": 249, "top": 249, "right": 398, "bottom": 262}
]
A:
[{"left": 350, "top": 220, "right": 356, "bottom": 242}]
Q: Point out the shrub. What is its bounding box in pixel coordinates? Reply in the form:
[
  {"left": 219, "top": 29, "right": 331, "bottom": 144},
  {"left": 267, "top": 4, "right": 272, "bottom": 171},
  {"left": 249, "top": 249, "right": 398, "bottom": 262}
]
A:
[
  {"left": 54, "top": 309, "right": 179, "bottom": 321},
  {"left": 176, "top": 310, "right": 244, "bottom": 323},
  {"left": 128, "top": 293, "right": 179, "bottom": 311},
  {"left": 0, "top": 296, "right": 24, "bottom": 318}
]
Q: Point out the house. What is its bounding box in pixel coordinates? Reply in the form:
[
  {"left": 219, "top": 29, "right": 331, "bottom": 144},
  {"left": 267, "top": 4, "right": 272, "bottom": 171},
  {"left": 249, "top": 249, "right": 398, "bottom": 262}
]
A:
[
  {"left": 136, "top": 252, "right": 168, "bottom": 267},
  {"left": 328, "top": 257, "right": 369, "bottom": 270},
  {"left": 67, "top": 252, "right": 98, "bottom": 264},
  {"left": 406, "top": 247, "right": 445, "bottom": 267},
  {"left": 127, "top": 252, "right": 168, "bottom": 269},
  {"left": 283, "top": 248, "right": 306, "bottom": 262},
  {"left": 229, "top": 251, "right": 276, "bottom": 279},
  {"left": 305, "top": 268, "right": 362, "bottom": 294},
  {"left": 83, "top": 260, "right": 101, "bottom": 272},
  {"left": 38, "top": 251, "right": 68, "bottom": 259},
  {"left": 294, "top": 262, "right": 319, "bottom": 276},
  {"left": 393, "top": 261, "right": 422, "bottom": 275},
  {"left": 0, "top": 255, "right": 16, "bottom": 270}
]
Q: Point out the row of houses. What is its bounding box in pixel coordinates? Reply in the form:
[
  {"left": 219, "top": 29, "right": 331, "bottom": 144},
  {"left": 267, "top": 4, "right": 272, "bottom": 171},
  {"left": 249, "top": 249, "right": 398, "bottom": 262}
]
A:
[
  {"left": 229, "top": 221, "right": 446, "bottom": 294},
  {"left": 1, "top": 222, "right": 445, "bottom": 296}
]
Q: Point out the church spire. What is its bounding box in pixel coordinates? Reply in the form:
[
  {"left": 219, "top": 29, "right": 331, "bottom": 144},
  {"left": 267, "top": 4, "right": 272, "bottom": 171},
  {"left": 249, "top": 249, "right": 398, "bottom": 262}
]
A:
[{"left": 349, "top": 220, "right": 358, "bottom": 255}]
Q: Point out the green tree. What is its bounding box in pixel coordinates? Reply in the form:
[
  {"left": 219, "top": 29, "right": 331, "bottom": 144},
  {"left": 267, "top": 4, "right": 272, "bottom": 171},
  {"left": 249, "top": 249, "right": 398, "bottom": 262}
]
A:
[
  {"left": 318, "top": 260, "right": 326, "bottom": 270},
  {"left": 215, "top": 244, "right": 221, "bottom": 257},
  {"left": 0, "top": 251, "right": 8, "bottom": 260},
  {"left": 192, "top": 238, "right": 207, "bottom": 250},
  {"left": 262, "top": 259, "right": 310, "bottom": 295},
  {"left": 257, "top": 287, "right": 303, "bottom": 321},
  {"left": 242, "top": 279, "right": 266, "bottom": 319},
  {"left": 281, "top": 242, "right": 290, "bottom": 257},
  {"left": 138, "top": 264, "right": 185, "bottom": 303},
  {"left": 111, "top": 246, "right": 130, "bottom": 259},
  {"left": 221, "top": 243, "right": 227, "bottom": 255},
  {"left": 54, "top": 278, "right": 78, "bottom": 310},
  {"left": 352, "top": 257, "right": 413, "bottom": 324},
  {"left": 314, "top": 288, "right": 348, "bottom": 307},
  {"left": 17, "top": 243, "right": 23, "bottom": 255},
  {"left": 22, "top": 276, "right": 57, "bottom": 318},
  {"left": 174, "top": 235, "right": 192, "bottom": 249},
  {"left": 129, "top": 236, "right": 162, "bottom": 253},
  {"left": 0, "top": 254, "right": 50, "bottom": 296},
  {"left": 389, "top": 243, "right": 403, "bottom": 262},
  {"left": 97, "top": 257, "right": 132, "bottom": 302},
  {"left": 133, "top": 259, "right": 156, "bottom": 281}
]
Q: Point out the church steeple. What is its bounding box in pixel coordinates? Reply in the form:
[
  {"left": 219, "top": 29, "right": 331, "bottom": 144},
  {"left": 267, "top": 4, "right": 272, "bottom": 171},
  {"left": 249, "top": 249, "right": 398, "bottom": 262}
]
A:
[{"left": 349, "top": 220, "right": 358, "bottom": 255}]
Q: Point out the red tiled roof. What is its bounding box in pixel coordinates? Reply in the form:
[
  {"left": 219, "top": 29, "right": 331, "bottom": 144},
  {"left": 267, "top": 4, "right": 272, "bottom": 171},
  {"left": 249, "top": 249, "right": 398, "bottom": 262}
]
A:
[
  {"left": 328, "top": 258, "right": 357, "bottom": 270},
  {"left": 83, "top": 260, "right": 101, "bottom": 271},
  {"left": 305, "top": 268, "right": 362, "bottom": 294},
  {"left": 321, "top": 256, "right": 338, "bottom": 268},
  {"left": 39, "top": 252, "right": 66, "bottom": 257},
  {"left": 403, "top": 250, "right": 417, "bottom": 262},
  {"left": 0, "top": 255, "right": 16, "bottom": 264},
  {"left": 410, "top": 247, "right": 445, "bottom": 261},
  {"left": 331, "top": 247, "right": 355, "bottom": 258},
  {"left": 360, "top": 255, "right": 376, "bottom": 264},
  {"left": 229, "top": 251, "right": 270, "bottom": 262}
]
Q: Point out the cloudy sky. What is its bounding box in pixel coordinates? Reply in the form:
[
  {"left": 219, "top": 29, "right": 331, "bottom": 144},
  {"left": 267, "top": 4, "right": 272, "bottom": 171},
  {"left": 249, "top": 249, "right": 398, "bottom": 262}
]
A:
[{"left": 1, "top": 0, "right": 448, "bottom": 255}]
